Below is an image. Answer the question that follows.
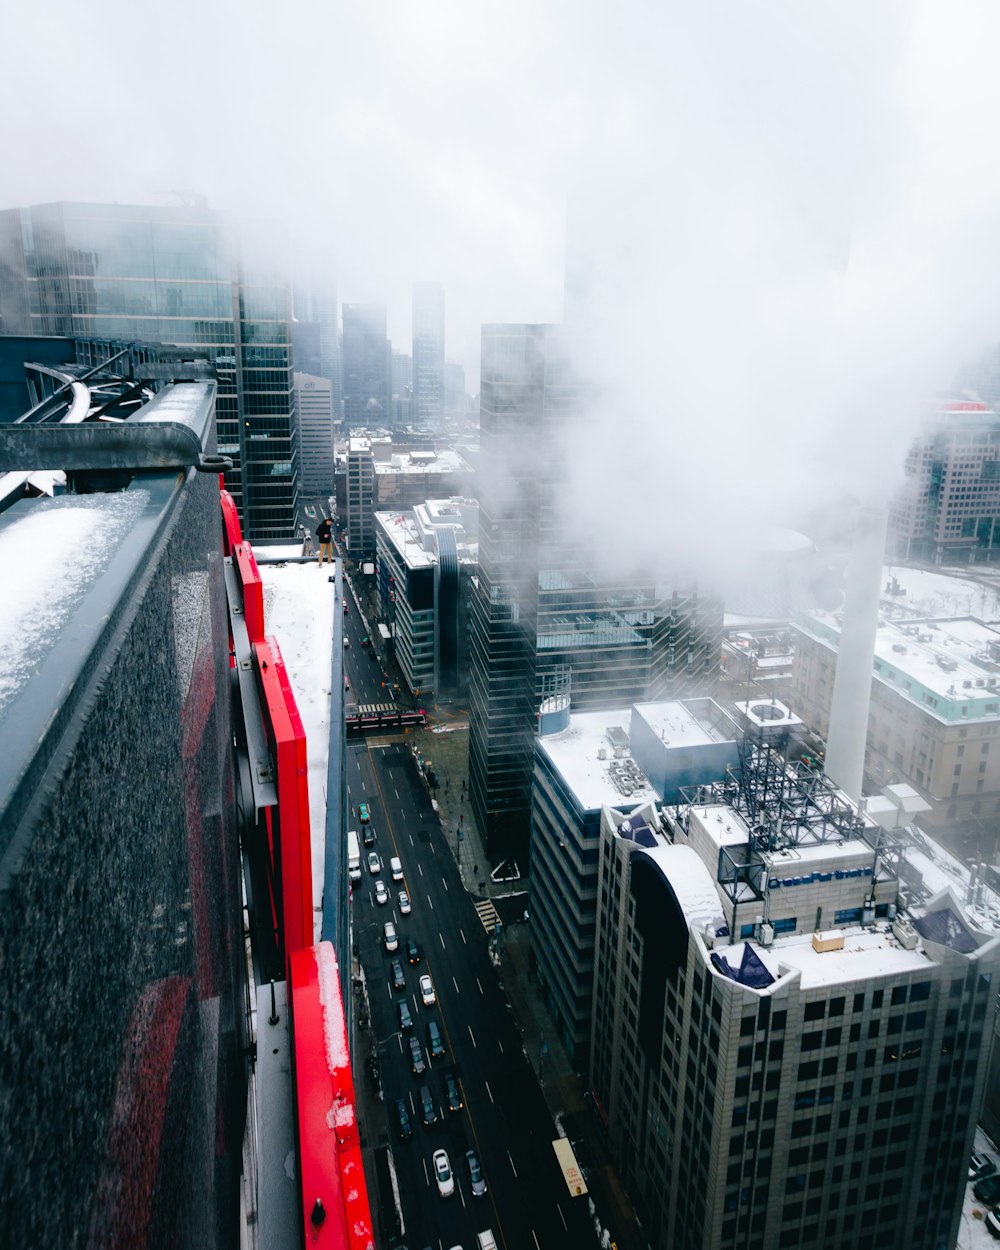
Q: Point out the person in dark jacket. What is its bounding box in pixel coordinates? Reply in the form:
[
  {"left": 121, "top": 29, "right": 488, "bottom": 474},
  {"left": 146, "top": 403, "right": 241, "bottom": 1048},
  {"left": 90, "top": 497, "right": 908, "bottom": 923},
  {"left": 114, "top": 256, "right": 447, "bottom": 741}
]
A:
[{"left": 316, "top": 517, "right": 333, "bottom": 566}]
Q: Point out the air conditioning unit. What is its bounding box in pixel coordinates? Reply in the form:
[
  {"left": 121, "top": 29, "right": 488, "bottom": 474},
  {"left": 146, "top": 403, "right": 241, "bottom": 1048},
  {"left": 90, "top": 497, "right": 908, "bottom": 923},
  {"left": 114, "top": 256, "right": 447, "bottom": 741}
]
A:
[
  {"left": 892, "top": 917, "right": 919, "bottom": 950},
  {"left": 759, "top": 923, "right": 775, "bottom": 947},
  {"left": 597, "top": 747, "right": 606, "bottom": 760}
]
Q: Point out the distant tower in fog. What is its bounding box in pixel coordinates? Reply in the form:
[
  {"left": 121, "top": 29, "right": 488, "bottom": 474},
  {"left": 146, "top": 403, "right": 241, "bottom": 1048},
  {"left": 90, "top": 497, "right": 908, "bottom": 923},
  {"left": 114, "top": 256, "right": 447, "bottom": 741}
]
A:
[
  {"left": 412, "top": 282, "right": 444, "bottom": 426},
  {"left": 342, "top": 304, "right": 390, "bottom": 429}
]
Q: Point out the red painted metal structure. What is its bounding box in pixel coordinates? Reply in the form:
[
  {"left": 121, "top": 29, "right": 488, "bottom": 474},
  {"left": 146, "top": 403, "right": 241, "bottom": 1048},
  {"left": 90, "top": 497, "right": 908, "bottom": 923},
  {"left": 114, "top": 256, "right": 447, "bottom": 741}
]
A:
[
  {"left": 289, "top": 944, "right": 375, "bottom": 1250},
  {"left": 222, "top": 487, "right": 372, "bottom": 1248}
]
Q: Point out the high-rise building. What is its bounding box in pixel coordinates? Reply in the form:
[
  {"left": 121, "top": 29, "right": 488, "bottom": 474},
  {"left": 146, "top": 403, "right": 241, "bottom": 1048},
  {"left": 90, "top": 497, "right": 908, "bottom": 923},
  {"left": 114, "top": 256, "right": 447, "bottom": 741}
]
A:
[
  {"left": 889, "top": 400, "right": 1000, "bottom": 564},
  {"left": 0, "top": 200, "right": 297, "bottom": 540},
  {"left": 412, "top": 281, "right": 444, "bottom": 426},
  {"left": 590, "top": 749, "right": 1000, "bottom": 1250},
  {"left": 294, "top": 371, "right": 335, "bottom": 498},
  {"left": 445, "top": 359, "right": 468, "bottom": 414},
  {"left": 342, "top": 303, "right": 390, "bottom": 429},
  {"left": 468, "top": 324, "right": 723, "bottom": 859},
  {"left": 346, "top": 434, "right": 376, "bottom": 554},
  {"left": 293, "top": 283, "right": 341, "bottom": 416}
]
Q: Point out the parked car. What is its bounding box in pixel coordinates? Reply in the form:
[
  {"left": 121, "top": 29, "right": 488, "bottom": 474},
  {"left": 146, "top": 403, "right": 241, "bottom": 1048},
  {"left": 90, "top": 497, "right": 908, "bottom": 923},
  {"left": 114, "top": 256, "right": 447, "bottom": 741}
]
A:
[
  {"left": 444, "top": 1072, "right": 463, "bottom": 1114},
  {"left": 409, "top": 1036, "right": 426, "bottom": 1075},
  {"left": 432, "top": 1149, "right": 455, "bottom": 1198},
  {"left": 971, "top": 1153, "right": 997, "bottom": 1183},
  {"left": 407, "top": 939, "right": 423, "bottom": 965},
  {"left": 419, "top": 1084, "right": 437, "bottom": 1126},
  {"left": 390, "top": 959, "right": 406, "bottom": 991},
  {"left": 367, "top": 851, "right": 381, "bottom": 875},
  {"left": 375, "top": 880, "right": 389, "bottom": 905},
  {"left": 383, "top": 921, "right": 398, "bottom": 952},
  {"left": 427, "top": 1020, "right": 445, "bottom": 1058},
  {"left": 393, "top": 1096, "right": 412, "bottom": 1141},
  {"left": 398, "top": 1000, "right": 413, "bottom": 1031},
  {"left": 390, "top": 856, "right": 404, "bottom": 880},
  {"left": 419, "top": 974, "right": 436, "bottom": 1006},
  {"left": 466, "top": 1150, "right": 487, "bottom": 1198},
  {"left": 975, "top": 1175, "right": 1000, "bottom": 1205},
  {"left": 398, "top": 890, "right": 411, "bottom": 915}
]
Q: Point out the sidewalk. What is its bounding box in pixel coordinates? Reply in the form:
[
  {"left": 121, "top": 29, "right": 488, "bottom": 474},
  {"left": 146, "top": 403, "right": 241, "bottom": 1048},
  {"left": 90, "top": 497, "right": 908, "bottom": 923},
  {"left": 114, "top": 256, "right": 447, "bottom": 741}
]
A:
[{"left": 411, "top": 722, "right": 648, "bottom": 1250}]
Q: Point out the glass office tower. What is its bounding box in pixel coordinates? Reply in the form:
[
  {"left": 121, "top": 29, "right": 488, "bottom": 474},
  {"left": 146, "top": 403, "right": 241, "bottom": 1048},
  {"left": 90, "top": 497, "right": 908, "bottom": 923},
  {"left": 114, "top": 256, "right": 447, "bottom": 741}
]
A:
[{"left": 0, "top": 201, "right": 297, "bottom": 540}]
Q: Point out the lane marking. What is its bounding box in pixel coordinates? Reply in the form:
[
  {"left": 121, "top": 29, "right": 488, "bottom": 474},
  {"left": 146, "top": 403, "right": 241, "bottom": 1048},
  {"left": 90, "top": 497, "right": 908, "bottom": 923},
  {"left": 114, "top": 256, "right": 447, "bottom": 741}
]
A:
[
  {"left": 558, "top": 1205, "right": 567, "bottom": 1231},
  {"left": 452, "top": 976, "right": 460, "bottom": 995},
  {"left": 427, "top": 895, "right": 434, "bottom": 911},
  {"left": 439, "top": 932, "right": 446, "bottom": 950},
  {"left": 468, "top": 1024, "right": 476, "bottom": 1048},
  {"left": 508, "top": 1151, "right": 518, "bottom": 1178},
  {"left": 474, "top": 899, "right": 502, "bottom": 934},
  {"left": 459, "top": 928, "right": 466, "bottom": 945},
  {"left": 531, "top": 1230, "right": 540, "bottom": 1250},
  {"left": 498, "top": 1040, "right": 504, "bottom": 1054},
  {"left": 476, "top": 978, "right": 483, "bottom": 995},
  {"left": 418, "top": 863, "right": 424, "bottom": 878},
  {"left": 442, "top": 879, "right": 449, "bottom": 893},
  {"left": 485, "top": 1080, "right": 494, "bottom": 1104}
]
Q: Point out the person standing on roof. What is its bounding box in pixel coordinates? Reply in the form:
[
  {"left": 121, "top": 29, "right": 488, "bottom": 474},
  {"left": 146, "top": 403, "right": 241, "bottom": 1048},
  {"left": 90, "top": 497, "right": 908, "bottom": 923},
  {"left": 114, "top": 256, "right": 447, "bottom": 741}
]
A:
[{"left": 316, "top": 516, "right": 333, "bottom": 566}]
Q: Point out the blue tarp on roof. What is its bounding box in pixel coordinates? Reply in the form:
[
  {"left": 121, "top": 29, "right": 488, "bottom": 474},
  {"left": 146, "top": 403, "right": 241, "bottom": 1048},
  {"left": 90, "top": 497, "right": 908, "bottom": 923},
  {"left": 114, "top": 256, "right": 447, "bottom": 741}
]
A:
[
  {"left": 619, "top": 815, "right": 657, "bottom": 849},
  {"left": 711, "top": 944, "right": 775, "bottom": 989},
  {"left": 913, "top": 906, "right": 978, "bottom": 954}
]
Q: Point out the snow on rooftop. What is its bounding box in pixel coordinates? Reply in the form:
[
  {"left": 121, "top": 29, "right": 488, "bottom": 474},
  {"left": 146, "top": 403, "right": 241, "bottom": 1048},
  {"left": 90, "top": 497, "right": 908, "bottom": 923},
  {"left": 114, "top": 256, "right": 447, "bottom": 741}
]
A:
[
  {"left": 631, "top": 701, "right": 718, "bottom": 748},
  {"left": 0, "top": 492, "right": 149, "bottom": 717},
  {"left": 259, "top": 560, "right": 336, "bottom": 934},
  {"left": 637, "top": 843, "right": 725, "bottom": 932},
  {"left": 883, "top": 564, "right": 1000, "bottom": 622},
  {"left": 537, "top": 708, "right": 656, "bottom": 811},
  {"left": 720, "top": 928, "right": 932, "bottom": 990}
]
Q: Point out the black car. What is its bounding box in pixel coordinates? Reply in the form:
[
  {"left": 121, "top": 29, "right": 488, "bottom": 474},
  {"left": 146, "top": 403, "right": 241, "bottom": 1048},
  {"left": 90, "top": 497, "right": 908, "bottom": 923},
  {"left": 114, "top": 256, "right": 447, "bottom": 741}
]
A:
[
  {"left": 444, "top": 1072, "right": 463, "bottom": 1114},
  {"left": 390, "top": 959, "right": 406, "bottom": 991},
  {"left": 975, "top": 1175, "right": 1000, "bottom": 1205},
  {"left": 409, "top": 1036, "right": 426, "bottom": 1076},
  {"left": 393, "top": 1097, "right": 412, "bottom": 1141},
  {"left": 407, "top": 939, "right": 423, "bottom": 965},
  {"left": 971, "top": 1152, "right": 997, "bottom": 1183},
  {"left": 363, "top": 825, "right": 376, "bottom": 848},
  {"left": 466, "top": 1149, "right": 487, "bottom": 1198}
]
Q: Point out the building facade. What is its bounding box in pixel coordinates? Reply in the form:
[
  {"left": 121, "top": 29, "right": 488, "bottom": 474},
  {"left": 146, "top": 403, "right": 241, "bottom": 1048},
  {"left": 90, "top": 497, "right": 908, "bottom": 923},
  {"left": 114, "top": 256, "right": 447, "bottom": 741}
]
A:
[
  {"left": 530, "top": 699, "right": 740, "bottom": 1063},
  {"left": 590, "top": 762, "right": 1000, "bottom": 1250},
  {"left": 346, "top": 435, "right": 376, "bottom": 554},
  {"left": 792, "top": 611, "right": 1000, "bottom": 855},
  {"left": 294, "top": 371, "right": 335, "bottom": 498},
  {"left": 889, "top": 401, "right": 1000, "bottom": 564},
  {"left": 412, "top": 281, "right": 444, "bottom": 426},
  {"left": 373, "top": 498, "right": 477, "bottom": 699},
  {"left": 0, "top": 200, "right": 297, "bottom": 540},
  {"left": 342, "top": 302, "right": 390, "bottom": 429},
  {"left": 468, "top": 323, "right": 723, "bottom": 860}
]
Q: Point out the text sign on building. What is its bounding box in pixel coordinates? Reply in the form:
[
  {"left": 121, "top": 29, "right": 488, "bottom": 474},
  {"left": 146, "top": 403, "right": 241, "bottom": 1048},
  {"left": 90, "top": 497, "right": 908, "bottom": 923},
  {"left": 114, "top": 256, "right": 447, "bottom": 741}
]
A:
[{"left": 552, "top": 1137, "right": 589, "bottom": 1197}]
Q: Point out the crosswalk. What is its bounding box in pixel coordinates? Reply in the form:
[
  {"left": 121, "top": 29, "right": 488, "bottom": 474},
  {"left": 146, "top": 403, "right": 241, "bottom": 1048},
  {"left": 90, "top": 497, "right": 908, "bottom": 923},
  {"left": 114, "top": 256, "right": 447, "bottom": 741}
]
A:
[{"left": 474, "top": 898, "right": 502, "bottom": 934}]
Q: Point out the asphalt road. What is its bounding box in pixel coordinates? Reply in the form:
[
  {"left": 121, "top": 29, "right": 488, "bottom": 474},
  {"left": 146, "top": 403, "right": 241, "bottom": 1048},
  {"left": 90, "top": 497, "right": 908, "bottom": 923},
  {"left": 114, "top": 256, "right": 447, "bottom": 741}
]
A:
[{"left": 346, "top": 737, "right": 594, "bottom": 1250}]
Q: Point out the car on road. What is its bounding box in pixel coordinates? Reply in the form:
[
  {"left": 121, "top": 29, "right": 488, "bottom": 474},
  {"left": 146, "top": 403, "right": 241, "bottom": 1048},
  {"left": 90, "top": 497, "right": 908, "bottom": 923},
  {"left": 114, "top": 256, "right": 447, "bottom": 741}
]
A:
[
  {"left": 409, "top": 1036, "right": 426, "bottom": 1075},
  {"left": 367, "top": 851, "right": 381, "bottom": 875},
  {"left": 972, "top": 1153, "right": 997, "bottom": 1183},
  {"left": 383, "top": 921, "right": 398, "bottom": 952},
  {"left": 375, "top": 880, "right": 389, "bottom": 905},
  {"left": 419, "top": 1084, "right": 437, "bottom": 1125},
  {"left": 398, "top": 890, "right": 411, "bottom": 914},
  {"left": 398, "top": 1000, "right": 413, "bottom": 1031},
  {"left": 390, "top": 856, "right": 404, "bottom": 880},
  {"left": 390, "top": 959, "right": 406, "bottom": 990},
  {"left": 432, "top": 1149, "right": 455, "bottom": 1198},
  {"left": 975, "top": 1175, "right": 1000, "bottom": 1206},
  {"left": 419, "top": 974, "right": 435, "bottom": 1006},
  {"left": 393, "top": 1097, "right": 412, "bottom": 1140},
  {"left": 427, "top": 1020, "right": 445, "bottom": 1058},
  {"left": 358, "top": 802, "right": 371, "bottom": 823},
  {"left": 444, "top": 1072, "right": 463, "bottom": 1114},
  {"left": 344, "top": 676, "right": 350, "bottom": 689},
  {"left": 363, "top": 825, "right": 376, "bottom": 847},
  {"left": 466, "top": 1150, "right": 487, "bottom": 1198},
  {"left": 407, "top": 939, "right": 423, "bottom": 965}
]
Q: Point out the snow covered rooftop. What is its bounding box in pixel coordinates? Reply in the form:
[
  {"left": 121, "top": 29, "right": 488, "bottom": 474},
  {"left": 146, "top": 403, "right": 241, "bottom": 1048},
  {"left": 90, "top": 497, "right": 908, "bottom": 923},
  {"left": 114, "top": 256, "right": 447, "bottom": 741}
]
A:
[
  {"left": 638, "top": 843, "right": 726, "bottom": 932},
  {"left": 375, "top": 447, "right": 470, "bottom": 476},
  {"left": 716, "top": 928, "right": 933, "bottom": 990},
  {"left": 537, "top": 707, "right": 658, "bottom": 812},
  {"left": 631, "top": 701, "right": 720, "bottom": 749}
]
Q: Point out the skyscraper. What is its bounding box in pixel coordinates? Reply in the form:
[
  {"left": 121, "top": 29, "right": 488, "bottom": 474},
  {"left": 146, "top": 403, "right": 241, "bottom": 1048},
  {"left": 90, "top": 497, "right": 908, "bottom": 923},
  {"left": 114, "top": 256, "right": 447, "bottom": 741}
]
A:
[
  {"left": 0, "top": 200, "right": 298, "bottom": 540},
  {"left": 412, "top": 281, "right": 444, "bottom": 426},
  {"left": 294, "top": 371, "right": 335, "bottom": 498},
  {"left": 468, "top": 323, "right": 723, "bottom": 859},
  {"left": 342, "top": 302, "right": 390, "bottom": 428}
]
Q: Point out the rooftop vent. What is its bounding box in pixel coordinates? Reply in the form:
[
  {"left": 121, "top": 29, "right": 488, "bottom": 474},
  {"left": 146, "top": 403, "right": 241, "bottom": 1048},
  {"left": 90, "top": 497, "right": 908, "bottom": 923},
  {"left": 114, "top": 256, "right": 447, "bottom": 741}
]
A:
[{"left": 892, "top": 917, "right": 919, "bottom": 950}]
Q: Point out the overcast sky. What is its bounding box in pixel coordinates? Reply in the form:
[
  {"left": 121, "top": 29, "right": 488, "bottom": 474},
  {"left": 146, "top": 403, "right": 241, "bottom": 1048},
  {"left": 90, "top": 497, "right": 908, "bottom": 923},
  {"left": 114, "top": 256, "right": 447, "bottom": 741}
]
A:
[{"left": 5, "top": 1, "right": 1000, "bottom": 571}]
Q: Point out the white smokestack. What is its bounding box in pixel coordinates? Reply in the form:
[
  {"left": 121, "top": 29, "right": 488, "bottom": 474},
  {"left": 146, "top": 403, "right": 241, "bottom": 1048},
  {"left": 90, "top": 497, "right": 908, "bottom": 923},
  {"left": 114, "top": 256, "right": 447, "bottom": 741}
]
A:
[{"left": 824, "top": 506, "right": 888, "bottom": 802}]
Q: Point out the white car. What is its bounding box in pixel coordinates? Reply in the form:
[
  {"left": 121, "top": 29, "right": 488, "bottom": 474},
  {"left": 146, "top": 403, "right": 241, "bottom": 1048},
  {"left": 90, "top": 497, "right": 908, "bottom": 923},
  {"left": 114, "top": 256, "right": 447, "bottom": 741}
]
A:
[
  {"left": 432, "top": 1148, "right": 455, "bottom": 1198},
  {"left": 383, "top": 921, "right": 398, "bottom": 952},
  {"left": 398, "top": 890, "right": 411, "bottom": 915},
  {"left": 390, "top": 856, "right": 403, "bottom": 880},
  {"left": 419, "top": 973, "right": 436, "bottom": 1006},
  {"left": 374, "top": 880, "right": 389, "bottom": 905},
  {"left": 367, "top": 851, "right": 381, "bottom": 875}
]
